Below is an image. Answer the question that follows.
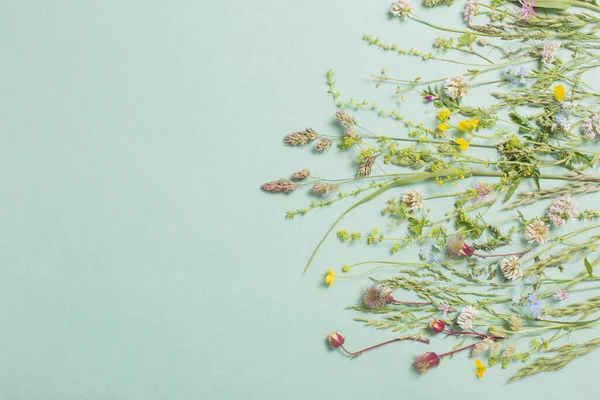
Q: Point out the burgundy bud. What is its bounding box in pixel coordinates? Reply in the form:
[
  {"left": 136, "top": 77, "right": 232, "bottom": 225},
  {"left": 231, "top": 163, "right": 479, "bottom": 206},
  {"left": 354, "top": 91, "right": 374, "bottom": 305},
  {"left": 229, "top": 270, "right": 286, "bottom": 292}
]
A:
[
  {"left": 413, "top": 352, "right": 441, "bottom": 374},
  {"left": 328, "top": 332, "right": 345, "bottom": 349},
  {"left": 429, "top": 319, "right": 445, "bottom": 333},
  {"left": 459, "top": 242, "right": 475, "bottom": 257}
]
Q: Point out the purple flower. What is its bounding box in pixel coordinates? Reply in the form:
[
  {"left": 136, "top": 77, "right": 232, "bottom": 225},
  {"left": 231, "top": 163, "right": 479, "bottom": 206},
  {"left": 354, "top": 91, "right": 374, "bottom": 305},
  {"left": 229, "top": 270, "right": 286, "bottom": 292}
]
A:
[
  {"left": 470, "top": 181, "right": 491, "bottom": 203},
  {"left": 549, "top": 195, "right": 578, "bottom": 227},
  {"left": 518, "top": 0, "right": 536, "bottom": 21},
  {"left": 554, "top": 289, "right": 569, "bottom": 301}
]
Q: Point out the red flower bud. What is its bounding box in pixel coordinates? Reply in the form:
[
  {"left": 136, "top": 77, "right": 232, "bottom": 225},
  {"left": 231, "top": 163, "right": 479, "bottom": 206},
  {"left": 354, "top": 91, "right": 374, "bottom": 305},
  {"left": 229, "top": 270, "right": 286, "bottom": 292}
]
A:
[
  {"left": 429, "top": 319, "right": 445, "bottom": 333},
  {"left": 328, "top": 332, "right": 345, "bottom": 348},
  {"left": 459, "top": 242, "right": 475, "bottom": 257}
]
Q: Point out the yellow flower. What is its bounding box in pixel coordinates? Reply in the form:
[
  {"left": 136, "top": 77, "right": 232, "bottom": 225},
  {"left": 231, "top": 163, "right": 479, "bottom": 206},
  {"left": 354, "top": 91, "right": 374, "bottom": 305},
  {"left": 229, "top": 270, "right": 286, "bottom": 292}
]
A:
[
  {"left": 475, "top": 360, "right": 487, "bottom": 378},
  {"left": 437, "top": 109, "right": 451, "bottom": 121},
  {"left": 437, "top": 123, "right": 449, "bottom": 132},
  {"left": 457, "top": 117, "right": 479, "bottom": 132},
  {"left": 456, "top": 137, "right": 471, "bottom": 151},
  {"left": 554, "top": 85, "right": 565, "bottom": 101},
  {"left": 325, "top": 268, "right": 335, "bottom": 286}
]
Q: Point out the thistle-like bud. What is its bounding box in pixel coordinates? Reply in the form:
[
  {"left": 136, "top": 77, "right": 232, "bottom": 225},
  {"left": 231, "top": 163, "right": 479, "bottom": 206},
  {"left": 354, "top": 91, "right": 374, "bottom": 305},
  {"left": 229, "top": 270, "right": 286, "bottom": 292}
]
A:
[
  {"left": 459, "top": 242, "right": 475, "bottom": 257},
  {"left": 260, "top": 179, "right": 298, "bottom": 193},
  {"left": 413, "top": 352, "right": 441, "bottom": 374},
  {"left": 314, "top": 138, "right": 333, "bottom": 153},
  {"left": 429, "top": 319, "right": 445, "bottom": 333},
  {"left": 284, "top": 128, "right": 318, "bottom": 146},
  {"left": 328, "top": 332, "right": 345, "bottom": 349},
  {"left": 292, "top": 169, "right": 310, "bottom": 180}
]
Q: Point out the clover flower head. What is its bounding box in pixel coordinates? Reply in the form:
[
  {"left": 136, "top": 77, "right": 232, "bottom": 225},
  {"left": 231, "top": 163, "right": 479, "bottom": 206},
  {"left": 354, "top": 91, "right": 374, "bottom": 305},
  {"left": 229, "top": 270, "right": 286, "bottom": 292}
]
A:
[
  {"left": 403, "top": 188, "right": 425, "bottom": 211},
  {"left": 524, "top": 219, "right": 549, "bottom": 245},
  {"left": 500, "top": 256, "right": 523, "bottom": 281},
  {"left": 541, "top": 41, "right": 560, "bottom": 64},
  {"left": 457, "top": 305, "right": 478, "bottom": 330},
  {"left": 444, "top": 74, "right": 469, "bottom": 99},
  {"left": 463, "top": 0, "right": 480, "bottom": 23},
  {"left": 549, "top": 195, "right": 577, "bottom": 227},
  {"left": 390, "top": 0, "right": 413, "bottom": 20}
]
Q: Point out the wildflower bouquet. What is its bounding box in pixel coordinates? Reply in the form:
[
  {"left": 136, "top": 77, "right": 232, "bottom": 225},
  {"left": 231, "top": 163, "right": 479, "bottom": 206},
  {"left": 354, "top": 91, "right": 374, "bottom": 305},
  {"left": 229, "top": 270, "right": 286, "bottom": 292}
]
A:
[{"left": 262, "top": 0, "right": 600, "bottom": 382}]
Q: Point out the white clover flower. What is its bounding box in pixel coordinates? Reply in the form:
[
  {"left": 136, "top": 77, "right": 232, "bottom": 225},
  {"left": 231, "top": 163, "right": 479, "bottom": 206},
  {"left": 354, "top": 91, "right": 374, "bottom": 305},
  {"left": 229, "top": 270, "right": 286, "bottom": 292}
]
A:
[
  {"left": 541, "top": 41, "right": 560, "bottom": 64},
  {"left": 524, "top": 220, "right": 549, "bottom": 245},
  {"left": 390, "top": 0, "right": 413, "bottom": 20},
  {"left": 402, "top": 188, "right": 425, "bottom": 211},
  {"left": 500, "top": 256, "right": 523, "bottom": 281},
  {"left": 457, "top": 305, "right": 478, "bottom": 330},
  {"left": 444, "top": 74, "right": 469, "bottom": 99}
]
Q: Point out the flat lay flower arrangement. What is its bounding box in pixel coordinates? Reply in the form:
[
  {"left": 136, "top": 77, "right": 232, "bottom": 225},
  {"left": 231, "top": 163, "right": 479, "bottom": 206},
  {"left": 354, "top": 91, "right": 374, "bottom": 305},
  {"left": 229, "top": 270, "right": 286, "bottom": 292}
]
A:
[{"left": 262, "top": 0, "right": 600, "bottom": 382}]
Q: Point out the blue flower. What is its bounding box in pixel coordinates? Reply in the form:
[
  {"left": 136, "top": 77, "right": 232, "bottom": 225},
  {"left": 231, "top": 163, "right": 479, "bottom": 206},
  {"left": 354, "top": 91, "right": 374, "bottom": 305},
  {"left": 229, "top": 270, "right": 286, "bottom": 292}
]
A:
[
  {"left": 529, "top": 274, "right": 538, "bottom": 284},
  {"left": 419, "top": 248, "right": 429, "bottom": 260},
  {"left": 506, "top": 65, "right": 529, "bottom": 85},
  {"left": 428, "top": 254, "right": 441, "bottom": 264}
]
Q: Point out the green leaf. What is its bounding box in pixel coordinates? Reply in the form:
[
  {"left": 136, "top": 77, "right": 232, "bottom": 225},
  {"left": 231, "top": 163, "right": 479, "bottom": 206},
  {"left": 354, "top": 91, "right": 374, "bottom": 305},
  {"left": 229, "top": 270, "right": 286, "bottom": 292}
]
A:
[
  {"left": 530, "top": 0, "right": 573, "bottom": 9},
  {"left": 504, "top": 178, "right": 522, "bottom": 203},
  {"left": 585, "top": 257, "right": 593, "bottom": 277}
]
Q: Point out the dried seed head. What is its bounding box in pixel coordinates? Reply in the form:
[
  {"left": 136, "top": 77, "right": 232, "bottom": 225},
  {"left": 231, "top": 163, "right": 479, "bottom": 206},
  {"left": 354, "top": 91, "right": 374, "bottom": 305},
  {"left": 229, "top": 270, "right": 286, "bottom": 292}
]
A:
[
  {"left": 471, "top": 338, "right": 493, "bottom": 357},
  {"left": 314, "top": 138, "right": 333, "bottom": 152},
  {"left": 509, "top": 315, "right": 522, "bottom": 332},
  {"left": 335, "top": 111, "right": 357, "bottom": 127},
  {"left": 362, "top": 284, "right": 386, "bottom": 309},
  {"left": 357, "top": 156, "right": 375, "bottom": 177},
  {"left": 260, "top": 179, "right": 298, "bottom": 193},
  {"left": 292, "top": 169, "right": 310, "bottom": 180},
  {"left": 413, "top": 352, "right": 441, "bottom": 374},
  {"left": 283, "top": 128, "right": 318, "bottom": 146}
]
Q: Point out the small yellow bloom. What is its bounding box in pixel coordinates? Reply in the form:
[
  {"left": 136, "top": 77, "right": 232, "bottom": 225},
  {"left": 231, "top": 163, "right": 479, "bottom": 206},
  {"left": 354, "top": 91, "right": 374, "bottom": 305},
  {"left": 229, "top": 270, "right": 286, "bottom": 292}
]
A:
[
  {"left": 554, "top": 85, "right": 565, "bottom": 101},
  {"left": 475, "top": 360, "right": 487, "bottom": 378},
  {"left": 437, "top": 109, "right": 451, "bottom": 122},
  {"left": 437, "top": 122, "right": 449, "bottom": 132},
  {"left": 456, "top": 137, "right": 471, "bottom": 151},
  {"left": 457, "top": 117, "right": 479, "bottom": 132},
  {"left": 325, "top": 268, "right": 335, "bottom": 286}
]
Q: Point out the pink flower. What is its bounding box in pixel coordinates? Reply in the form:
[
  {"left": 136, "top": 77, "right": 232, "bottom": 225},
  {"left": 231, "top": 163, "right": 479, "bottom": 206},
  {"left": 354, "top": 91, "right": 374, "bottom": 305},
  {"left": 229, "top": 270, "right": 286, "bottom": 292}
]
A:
[
  {"left": 438, "top": 303, "right": 450, "bottom": 316},
  {"left": 470, "top": 181, "right": 491, "bottom": 203},
  {"left": 518, "top": 0, "right": 536, "bottom": 21},
  {"left": 554, "top": 289, "right": 569, "bottom": 301}
]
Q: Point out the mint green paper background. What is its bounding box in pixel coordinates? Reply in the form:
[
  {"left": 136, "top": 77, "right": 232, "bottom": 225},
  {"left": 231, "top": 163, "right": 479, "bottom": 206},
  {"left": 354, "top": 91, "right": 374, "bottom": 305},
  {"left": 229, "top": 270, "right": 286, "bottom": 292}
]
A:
[{"left": 0, "top": 1, "right": 598, "bottom": 398}]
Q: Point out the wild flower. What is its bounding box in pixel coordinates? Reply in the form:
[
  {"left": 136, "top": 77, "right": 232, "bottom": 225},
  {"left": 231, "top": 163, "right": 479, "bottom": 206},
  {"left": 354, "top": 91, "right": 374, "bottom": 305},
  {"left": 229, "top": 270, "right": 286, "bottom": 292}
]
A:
[
  {"left": 463, "top": 0, "right": 479, "bottom": 24},
  {"left": 438, "top": 303, "right": 450, "bottom": 316},
  {"left": 524, "top": 220, "right": 549, "bottom": 245},
  {"left": 554, "top": 84, "right": 565, "bottom": 101},
  {"left": 455, "top": 138, "right": 471, "bottom": 151},
  {"left": 403, "top": 188, "right": 425, "bottom": 211},
  {"left": 457, "top": 306, "right": 478, "bottom": 330},
  {"left": 506, "top": 65, "right": 529, "bottom": 85},
  {"left": 457, "top": 117, "right": 479, "bottom": 132},
  {"left": 325, "top": 268, "right": 335, "bottom": 287},
  {"left": 437, "top": 122, "right": 449, "bottom": 133},
  {"left": 552, "top": 115, "right": 571, "bottom": 132},
  {"left": 328, "top": 332, "right": 345, "bottom": 348},
  {"left": 429, "top": 319, "right": 445, "bottom": 333},
  {"left": 526, "top": 292, "right": 543, "bottom": 319},
  {"left": 437, "top": 108, "right": 451, "bottom": 121},
  {"left": 513, "top": 295, "right": 522, "bottom": 303},
  {"left": 582, "top": 114, "right": 600, "bottom": 140},
  {"left": 501, "top": 256, "right": 522, "bottom": 280},
  {"left": 475, "top": 360, "right": 487, "bottom": 378},
  {"left": 428, "top": 253, "right": 441, "bottom": 264},
  {"left": 541, "top": 41, "right": 560, "bottom": 64},
  {"left": 469, "top": 181, "right": 491, "bottom": 203},
  {"left": 390, "top": 0, "right": 413, "bottom": 20},
  {"left": 444, "top": 74, "right": 469, "bottom": 99},
  {"left": 554, "top": 289, "right": 569, "bottom": 301},
  {"left": 548, "top": 195, "right": 577, "bottom": 227},
  {"left": 518, "top": 0, "right": 536, "bottom": 21}
]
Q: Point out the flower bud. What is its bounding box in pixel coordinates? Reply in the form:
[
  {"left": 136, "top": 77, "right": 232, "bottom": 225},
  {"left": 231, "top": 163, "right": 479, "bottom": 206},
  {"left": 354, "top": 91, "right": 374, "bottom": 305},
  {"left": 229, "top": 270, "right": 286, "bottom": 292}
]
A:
[
  {"left": 328, "top": 332, "right": 345, "bottom": 348},
  {"left": 429, "top": 319, "right": 445, "bottom": 333},
  {"left": 459, "top": 242, "right": 475, "bottom": 257}
]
